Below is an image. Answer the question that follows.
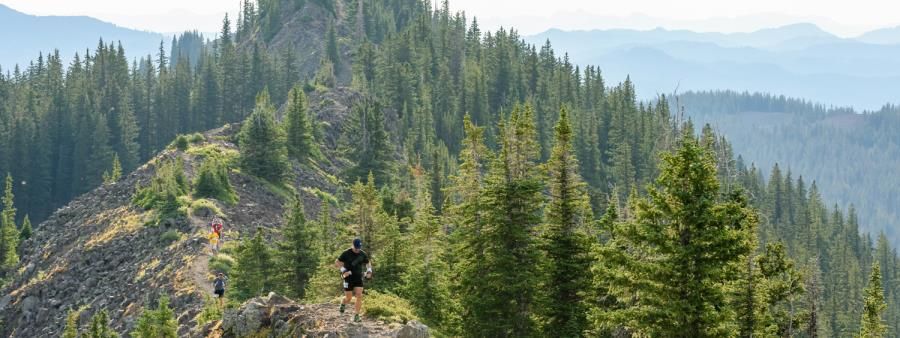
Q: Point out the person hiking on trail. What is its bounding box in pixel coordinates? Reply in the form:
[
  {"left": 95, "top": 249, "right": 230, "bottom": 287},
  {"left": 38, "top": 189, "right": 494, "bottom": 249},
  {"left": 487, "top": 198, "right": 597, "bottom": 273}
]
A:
[
  {"left": 210, "top": 217, "right": 224, "bottom": 250},
  {"left": 336, "top": 238, "right": 372, "bottom": 323},
  {"left": 207, "top": 231, "right": 220, "bottom": 255},
  {"left": 213, "top": 272, "right": 227, "bottom": 307}
]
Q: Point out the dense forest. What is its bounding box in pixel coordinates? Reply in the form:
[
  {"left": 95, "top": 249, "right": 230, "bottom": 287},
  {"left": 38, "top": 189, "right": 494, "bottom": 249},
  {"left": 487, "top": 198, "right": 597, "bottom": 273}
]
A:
[
  {"left": 677, "top": 90, "right": 900, "bottom": 246},
  {"left": 0, "top": 0, "right": 896, "bottom": 336}
]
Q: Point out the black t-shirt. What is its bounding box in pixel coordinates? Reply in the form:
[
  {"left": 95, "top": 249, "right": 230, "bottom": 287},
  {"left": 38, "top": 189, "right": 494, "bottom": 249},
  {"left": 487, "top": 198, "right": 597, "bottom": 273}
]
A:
[{"left": 338, "top": 248, "right": 370, "bottom": 282}]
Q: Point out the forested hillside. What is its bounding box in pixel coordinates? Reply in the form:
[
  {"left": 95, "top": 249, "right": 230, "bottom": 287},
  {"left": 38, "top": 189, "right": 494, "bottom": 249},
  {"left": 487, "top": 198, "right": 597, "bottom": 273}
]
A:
[
  {"left": 0, "top": 0, "right": 896, "bottom": 336},
  {"left": 677, "top": 90, "right": 900, "bottom": 246}
]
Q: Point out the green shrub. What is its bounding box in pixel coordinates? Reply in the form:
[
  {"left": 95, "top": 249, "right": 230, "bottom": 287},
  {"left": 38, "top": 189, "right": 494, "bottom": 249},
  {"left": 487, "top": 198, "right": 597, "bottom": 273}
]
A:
[
  {"left": 159, "top": 230, "right": 181, "bottom": 245},
  {"left": 186, "top": 144, "right": 239, "bottom": 167},
  {"left": 193, "top": 158, "right": 237, "bottom": 205},
  {"left": 133, "top": 159, "right": 189, "bottom": 224},
  {"left": 174, "top": 135, "right": 190, "bottom": 151},
  {"left": 188, "top": 133, "right": 205, "bottom": 144},
  {"left": 190, "top": 199, "right": 224, "bottom": 217},
  {"left": 363, "top": 290, "right": 418, "bottom": 324}
]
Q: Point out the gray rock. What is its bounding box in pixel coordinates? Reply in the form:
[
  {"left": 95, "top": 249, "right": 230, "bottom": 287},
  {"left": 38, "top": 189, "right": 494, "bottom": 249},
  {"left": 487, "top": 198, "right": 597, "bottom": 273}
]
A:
[
  {"left": 223, "top": 299, "right": 265, "bottom": 337},
  {"left": 396, "top": 321, "right": 429, "bottom": 338},
  {"left": 0, "top": 294, "right": 12, "bottom": 311},
  {"left": 21, "top": 296, "right": 39, "bottom": 314}
]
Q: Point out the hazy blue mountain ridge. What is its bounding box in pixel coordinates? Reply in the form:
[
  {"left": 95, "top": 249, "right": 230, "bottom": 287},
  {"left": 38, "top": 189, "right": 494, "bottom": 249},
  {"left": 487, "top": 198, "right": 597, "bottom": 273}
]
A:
[
  {"left": 0, "top": 4, "right": 164, "bottom": 69},
  {"left": 527, "top": 24, "right": 900, "bottom": 110}
]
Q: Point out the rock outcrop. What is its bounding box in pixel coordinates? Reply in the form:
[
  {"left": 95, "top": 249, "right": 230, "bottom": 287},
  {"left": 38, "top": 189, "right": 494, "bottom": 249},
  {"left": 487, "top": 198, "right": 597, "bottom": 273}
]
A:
[{"left": 210, "top": 293, "right": 429, "bottom": 338}]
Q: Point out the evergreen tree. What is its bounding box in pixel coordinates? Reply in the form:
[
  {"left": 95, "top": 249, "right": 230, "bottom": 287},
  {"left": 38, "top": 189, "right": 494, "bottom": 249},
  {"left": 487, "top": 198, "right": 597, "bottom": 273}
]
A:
[
  {"left": 232, "top": 231, "right": 275, "bottom": 300},
  {"left": 19, "top": 215, "right": 31, "bottom": 242},
  {"left": 103, "top": 153, "right": 123, "bottom": 185},
  {"left": 193, "top": 157, "right": 236, "bottom": 204},
  {"left": 402, "top": 163, "right": 450, "bottom": 325},
  {"left": 87, "top": 309, "right": 116, "bottom": 338},
  {"left": 131, "top": 296, "right": 177, "bottom": 338},
  {"left": 459, "top": 106, "right": 543, "bottom": 337},
  {"left": 538, "top": 107, "right": 593, "bottom": 337},
  {"left": 63, "top": 309, "right": 80, "bottom": 338},
  {"left": 734, "top": 245, "right": 763, "bottom": 337},
  {"left": 275, "top": 198, "right": 319, "bottom": 300},
  {"left": 0, "top": 173, "right": 19, "bottom": 274},
  {"left": 592, "top": 134, "right": 756, "bottom": 337},
  {"left": 757, "top": 242, "right": 805, "bottom": 336},
  {"left": 326, "top": 24, "right": 342, "bottom": 74},
  {"left": 344, "top": 173, "right": 405, "bottom": 291},
  {"left": 341, "top": 99, "right": 392, "bottom": 186},
  {"left": 284, "top": 85, "right": 314, "bottom": 162},
  {"left": 860, "top": 262, "right": 887, "bottom": 337},
  {"left": 239, "top": 89, "right": 289, "bottom": 182}
]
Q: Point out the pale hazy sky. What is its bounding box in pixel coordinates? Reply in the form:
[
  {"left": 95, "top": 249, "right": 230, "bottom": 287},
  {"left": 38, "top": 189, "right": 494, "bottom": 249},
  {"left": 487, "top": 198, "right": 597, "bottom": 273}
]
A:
[{"left": 1, "top": 0, "right": 898, "bottom": 36}]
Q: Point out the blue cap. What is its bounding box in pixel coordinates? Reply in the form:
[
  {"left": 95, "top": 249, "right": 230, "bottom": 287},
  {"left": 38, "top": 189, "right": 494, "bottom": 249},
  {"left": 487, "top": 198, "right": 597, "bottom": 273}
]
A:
[{"left": 353, "top": 238, "right": 363, "bottom": 249}]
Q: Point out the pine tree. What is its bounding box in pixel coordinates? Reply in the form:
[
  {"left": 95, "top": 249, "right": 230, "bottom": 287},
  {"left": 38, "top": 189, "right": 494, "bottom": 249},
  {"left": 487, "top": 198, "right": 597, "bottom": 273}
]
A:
[
  {"left": 275, "top": 198, "right": 319, "bottom": 300},
  {"left": 538, "top": 107, "right": 593, "bottom": 337},
  {"left": 193, "top": 157, "right": 236, "bottom": 204},
  {"left": 860, "top": 262, "right": 887, "bottom": 337},
  {"left": 19, "top": 215, "right": 31, "bottom": 242},
  {"left": 806, "top": 257, "right": 825, "bottom": 338},
  {"left": 734, "top": 246, "right": 763, "bottom": 337},
  {"left": 239, "top": 89, "right": 289, "bottom": 182},
  {"left": 131, "top": 295, "right": 177, "bottom": 338},
  {"left": 0, "top": 173, "right": 19, "bottom": 274},
  {"left": 459, "top": 106, "right": 543, "bottom": 337},
  {"left": 593, "top": 133, "right": 756, "bottom": 337},
  {"left": 344, "top": 173, "right": 405, "bottom": 291},
  {"left": 63, "top": 309, "right": 80, "bottom": 338},
  {"left": 326, "top": 24, "right": 341, "bottom": 74},
  {"left": 341, "top": 99, "right": 392, "bottom": 186},
  {"left": 402, "top": 163, "right": 450, "bottom": 325},
  {"left": 232, "top": 231, "right": 275, "bottom": 300},
  {"left": 757, "top": 242, "right": 805, "bottom": 336},
  {"left": 103, "top": 153, "right": 123, "bottom": 185},
  {"left": 284, "top": 85, "right": 314, "bottom": 162},
  {"left": 87, "top": 309, "right": 116, "bottom": 338}
]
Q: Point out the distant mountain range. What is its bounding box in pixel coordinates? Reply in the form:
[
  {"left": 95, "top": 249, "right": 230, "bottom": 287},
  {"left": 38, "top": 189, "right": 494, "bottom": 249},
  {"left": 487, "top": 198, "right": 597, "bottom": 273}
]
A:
[
  {"left": 0, "top": 4, "right": 164, "bottom": 69},
  {"left": 527, "top": 24, "right": 900, "bottom": 110}
]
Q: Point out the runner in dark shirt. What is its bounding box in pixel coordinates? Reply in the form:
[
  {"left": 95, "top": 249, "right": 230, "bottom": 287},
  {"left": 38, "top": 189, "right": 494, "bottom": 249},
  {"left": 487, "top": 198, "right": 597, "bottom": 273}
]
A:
[{"left": 335, "top": 238, "right": 372, "bottom": 322}]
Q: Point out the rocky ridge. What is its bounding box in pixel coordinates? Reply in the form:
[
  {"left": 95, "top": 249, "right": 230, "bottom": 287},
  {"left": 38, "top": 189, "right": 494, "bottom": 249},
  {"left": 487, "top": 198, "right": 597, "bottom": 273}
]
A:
[{"left": 0, "top": 87, "right": 395, "bottom": 337}]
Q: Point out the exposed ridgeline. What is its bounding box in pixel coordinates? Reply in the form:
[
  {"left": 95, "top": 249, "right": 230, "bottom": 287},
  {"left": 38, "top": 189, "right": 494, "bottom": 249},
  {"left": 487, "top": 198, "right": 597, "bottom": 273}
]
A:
[
  {"left": 675, "top": 90, "right": 900, "bottom": 246},
  {"left": 0, "top": 0, "right": 897, "bottom": 337}
]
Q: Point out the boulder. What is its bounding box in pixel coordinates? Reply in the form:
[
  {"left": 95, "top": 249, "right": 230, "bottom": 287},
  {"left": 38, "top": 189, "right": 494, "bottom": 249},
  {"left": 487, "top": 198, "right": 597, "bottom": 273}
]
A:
[
  {"left": 222, "top": 298, "right": 266, "bottom": 337},
  {"left": 396, "top": 321, "right": 429, "bottom": 338}
]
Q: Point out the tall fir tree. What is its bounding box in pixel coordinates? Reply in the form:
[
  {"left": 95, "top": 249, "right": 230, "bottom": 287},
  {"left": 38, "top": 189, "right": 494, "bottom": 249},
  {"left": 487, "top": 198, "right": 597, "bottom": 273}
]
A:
[
  {"left": 757, "top": 242, "right": 805, "bottom": 336},
  {"left": 402, "top": 163, "right": 450, "bottom": 325},
  {"left": 459, "top": 106, "right": 543, "bottom": 337},
  {"left": 592, "top": 133, "right": 756, "bottom": 337},
  {"left": 284, "top": 85, "right": 315, "bottom": 162},
  {"left": 538, "top": 107, "right": 593, "bottom": 337},
  {"left": 232, "top": 231, "right": 276, "bottom": 300},
  {"left": 239, "top": 88, "right": 289, "bottom": 182},
  {"left": 275, "top": 198, "right": 319, "bottom": 300},
  {"left": 341, "top": 99, "right": 392, "bottom": 186},
  {"left": 0, "top": 173, "right": 19, "bottom": 275},
  {"left": 860, "top": 262, "right": 887, "bottom": 337}
]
